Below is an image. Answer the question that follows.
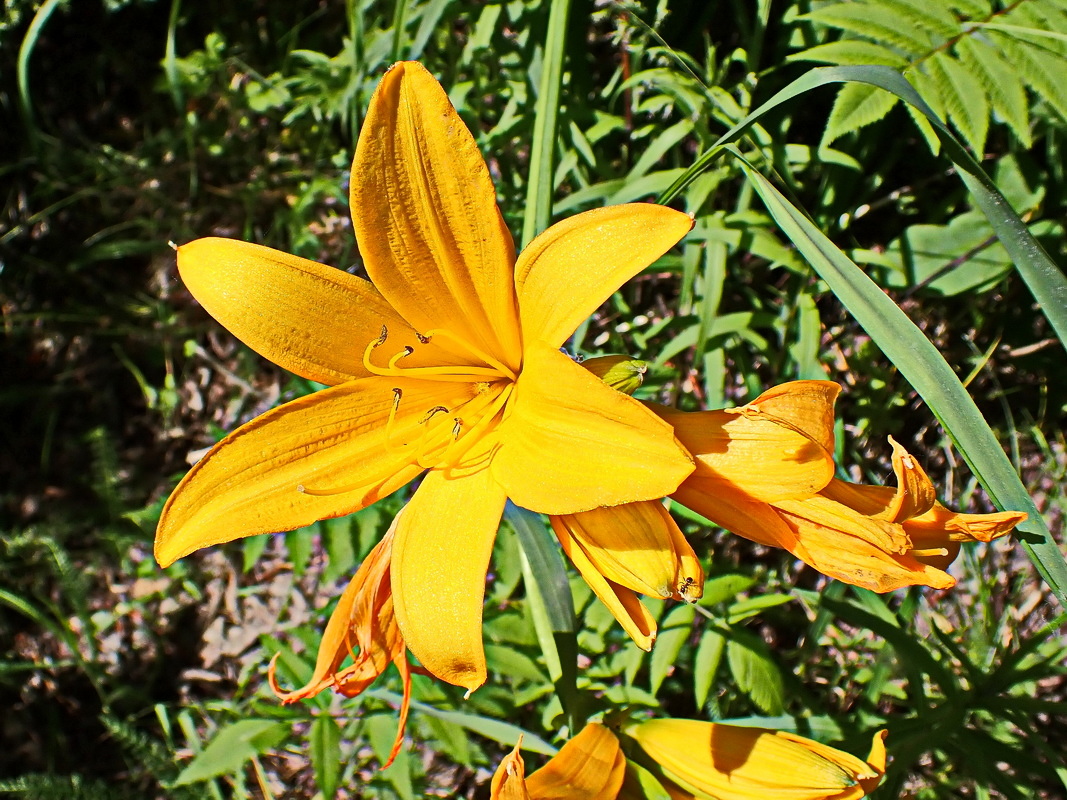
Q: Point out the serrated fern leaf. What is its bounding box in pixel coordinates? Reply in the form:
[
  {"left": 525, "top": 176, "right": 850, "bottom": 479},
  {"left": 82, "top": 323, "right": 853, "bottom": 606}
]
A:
[
  {"left": 803, "top": 4, "right": 935, "bottom": 53},
  {"left": 790, "top": 40, "right": 909, "bottom": 68},
  {"left": 797, "top": 0, "right": 1067, "bottom": 149},
  {"left": 957, "top": 36, "right": 1031, "bottom": 147},
  {"left": 0, "top": 775, "right": 117, "bottom": 800},
  {"left": 933, "top": 51, "right": 989, "bottom": 154},
  {"left": 823, "top": 81, "right": 900, "bottom": 144}
]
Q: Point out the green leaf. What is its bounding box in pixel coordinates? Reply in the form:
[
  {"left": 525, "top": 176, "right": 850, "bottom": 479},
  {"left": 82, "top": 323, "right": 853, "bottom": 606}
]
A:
[
  {"left": 697, "top": 574, "right": 756, "bottom": 607},
  {"left": 309, "top": 715, "right": 341, "bottom": 800},
  {"left": 366, "top": 713, "right": 414, "bottom": 800},
  {"left": 369, "top": 688, "right": 558, "bottom": 755},
  {"left": 649, "top": 604, "right": 695, "bottom": 695},
  {"left": 726, "top": 633, "right": 785, "bottom": 715},
  {"left": 931, "top": 52, "right": 989, "bottom": 154},
  {"left": 726, "top": 593, "right": 794, "bottom": 624},
  {"left": 790, "top": 40, "right": 910, "bottom": 68},
  {"left": 823, "top": 82, "right": 900, "bottom": 145},
  {"left": 172, "top": 719, "right": 288, "bottom": 786},
  {"left": 803, "top": 3, "right": 934, "bottom": 52},
  {"left": 693, "top": 629, "right": 726, "bottom": 709},
  {"left": 956, "top": 36, "right": 1031, "bottom": 148},
  {"left": 522, "top": 0, "right": 572, "bottom": 247}
]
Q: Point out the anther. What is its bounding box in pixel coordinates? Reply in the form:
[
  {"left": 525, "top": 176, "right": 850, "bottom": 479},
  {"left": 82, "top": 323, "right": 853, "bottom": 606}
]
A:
[
  {"left": 451, "top": 418, "right": 463, "bottom": 439},
  {"left": 374, "top": 325, "right": 389, "bottom": 347},
  {"left": 416, "top": 332, "right": 431, "bottom": 344},
  {"left": 419, "top": 406, "right": 448, "bottom": 424}
]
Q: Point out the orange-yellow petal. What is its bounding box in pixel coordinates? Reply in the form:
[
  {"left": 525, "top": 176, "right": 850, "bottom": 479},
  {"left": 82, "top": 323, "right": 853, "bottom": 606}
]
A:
[
  {"left": 551, "top": 513, "right": 658, "bottom": 651},
  {"left": 492, "top": 344, "right": 693, "bottom": 514},
  {"left": 526, "top": 723, "right": 626, "bottom": 800},
  {"left": 629, "top": 719, "right": 885, "bottom": 800},
  {"left": 551, "top": 501, "right": 702, "bottom": 601},
  {"left": 176, "top": 238, "right": 423, "bottom": 385},
  {"left": 390, "top": 462, "right": 507, "bottom": 692},
  {"left": 653, "top": 381, "right": 839, "bottom": 504},
  {"left": 154, "top": 375, "right": 477, "bottom": 566},
  {"left": 268, "top": 525, "right": 397, "bottom": 703},
  {"left": 351, "top": 61, "right": 521, "bottom": 370},
  {"left": 773, "top": 498, "right": 955, "bottom": 592},
  {"left": 491, "top": 739, "right": 533, "bottom": 800},
  {"left": 515, "top": 204, "right": 693, "bottom": 349}
]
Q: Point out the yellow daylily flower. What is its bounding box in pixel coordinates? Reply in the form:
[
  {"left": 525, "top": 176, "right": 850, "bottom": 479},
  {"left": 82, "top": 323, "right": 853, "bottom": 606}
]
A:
[
  {"left": 155, "top": 61, "right": 695, "bottom": 692},
  {"left": 627, "top": 719, "right": 887, "bottom": 800},
  {"left": 653, "top": 382, "right": 1026, "bottom": 591},
  {"left": 491, "top": 723, "right": 627, "bottom": 800},
  {"left": 267, "top": 516, "right": 411, "bottom": 768}
]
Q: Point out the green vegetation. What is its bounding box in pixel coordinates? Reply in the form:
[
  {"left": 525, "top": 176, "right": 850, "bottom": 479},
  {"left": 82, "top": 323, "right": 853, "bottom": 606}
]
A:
[{"left": 3, "top": 0, "right": 1065, "bottom": 797}]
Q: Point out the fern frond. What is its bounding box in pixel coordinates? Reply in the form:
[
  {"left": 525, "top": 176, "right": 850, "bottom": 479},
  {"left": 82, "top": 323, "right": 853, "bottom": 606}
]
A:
[
  {"left": 790, "top": 40, "right": 909, "bottom": 68},
  {"left": 0, "top": 774, "right": 117, "bottom": 800},
  {"left": 932, "top": 51, "right": 990, "bottom": 154},
  {"left": 822, "top": 82, "right": 900, "bottom": 145},
  {"left": 957, "top": 36, "right": 1031, "bottom": 147},
  {"left": 797, "top": 0, "right": 1067, "bottom": 148},
  {"left": 803, "top": 4, "right": 935, "bottom": 53}
]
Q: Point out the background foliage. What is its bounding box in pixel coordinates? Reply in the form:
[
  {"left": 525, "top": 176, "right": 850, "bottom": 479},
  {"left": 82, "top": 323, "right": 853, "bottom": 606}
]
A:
[{"left": 2, "top": 0, "right": 1065, "bottom": 798}]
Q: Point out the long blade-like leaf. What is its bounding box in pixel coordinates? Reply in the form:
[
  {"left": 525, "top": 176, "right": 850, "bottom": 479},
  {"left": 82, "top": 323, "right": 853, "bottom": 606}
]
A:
[{"left": 521, "top": 0, "right": 572, "bottom": 247}]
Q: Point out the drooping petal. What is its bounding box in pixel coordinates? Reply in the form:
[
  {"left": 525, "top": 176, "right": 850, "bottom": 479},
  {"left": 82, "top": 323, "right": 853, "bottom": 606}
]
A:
[
  {"left": 552, "top": 513, "right": 658, "bottom": 650},
  {"left": 391, "top": 461, "right": 507, "bottom": 692},
  {"left": 491, "top": 738, "right": 533, "bottom": 800},
  {"left": 904, "top": 504, "right": 1026, "bottom": 545},
  {"left": 653, "top": 380, "right": 838, "bottom": 504},
  {"left": 773, "top": 498, "right": 955, "bottom": 592},
  {"left": 551, "top": 501, "right": 703, "bottom": 601},
  {"left": 880, "top": 437, "right": 936, "bottom": 523},
  {"left": 351, "top": 61, "right": 522, "bottom": 369},
  {"left": 628, "top": 719, "right": 886, "bottom": 800},
  {"left": 515, "top": 204, "right": 693, "bottom": 349},
  {"left": 492, "top": 345, "right": 693, "bottom": 514},
  {"left": 177, "top": 238, "right": 430, "bottom": 385},
  {"left": 268, "top": 525, "right": 397, "bottom": 703},
  {"left": 155, "top": 376, "right": 476, "bottom": 566},
  {"left": 526, "top": 722, "right": 627, "bottom": 800}
]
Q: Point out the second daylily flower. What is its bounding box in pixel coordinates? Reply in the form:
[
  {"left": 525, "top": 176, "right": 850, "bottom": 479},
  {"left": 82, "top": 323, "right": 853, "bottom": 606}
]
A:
[{"left": 155, "top": 62, "right": 695, "bottom": 692}]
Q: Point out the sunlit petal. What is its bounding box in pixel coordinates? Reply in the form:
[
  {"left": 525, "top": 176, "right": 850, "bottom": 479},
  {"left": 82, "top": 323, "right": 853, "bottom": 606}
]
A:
[
  {"left": 551, "top": 513, "right": 657, "bottom": 650},
  {"left": 155, "top": 376, "right": 477, "bottom": 566},
  {"left": 552, "top": 501, "right": 702, "bottom": 601},
  {"left": 515, "top": 204, "right": 693, "bottom": 348},
  {"left": 177, "top": 238, "right": 425, "bottom": 385},
  {"left": 391, "top": 461, "right": 507, "bottom": 692},
  {"left": 351, "top": 61, "right": 521, "bottom": 368},
  {"left": 491, "top": 739, "right": 533, "bottom": 800},
  {"left": 526, "top": 722, "right": 626, "bottom": 800},
  {"left": 654, "top": 380, "right": 838, "bottom": 504},
  {"left": 629, "top": 719, "right": 886, "bottom": 800},
  {"left": 493, "top": 345, "right": 693, "bottom": 514}
]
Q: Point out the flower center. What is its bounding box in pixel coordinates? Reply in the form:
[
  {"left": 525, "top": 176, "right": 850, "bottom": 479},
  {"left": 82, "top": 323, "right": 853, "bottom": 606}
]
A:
[{"left": 298, "top": 326, "right": 516, "bottom": 496}]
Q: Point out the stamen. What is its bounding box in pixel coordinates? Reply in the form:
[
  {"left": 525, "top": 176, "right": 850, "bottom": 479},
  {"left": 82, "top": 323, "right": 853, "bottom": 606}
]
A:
[
  {"left": 910, "top": 547, "right": 950, "bottom": 558},
  {"left": 384, "top": 387, "right": 403, "bottom": 445},
  {"left": 451, "top": 418, "right": 463, "bottom": 439},
  {"left": 434, "top": 383, "right": 514, "bottom": 469},
  {"left": 388, "top": 347, "right": 415, "bottom": 370},
  {"left": 422, "top": 328, "right": 518, "bottom": 380}
]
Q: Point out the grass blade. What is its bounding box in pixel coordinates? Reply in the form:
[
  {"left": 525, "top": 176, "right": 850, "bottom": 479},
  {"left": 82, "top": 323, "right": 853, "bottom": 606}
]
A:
[{"left": 521, "top": 0, "right": 572, "bottom": 248}]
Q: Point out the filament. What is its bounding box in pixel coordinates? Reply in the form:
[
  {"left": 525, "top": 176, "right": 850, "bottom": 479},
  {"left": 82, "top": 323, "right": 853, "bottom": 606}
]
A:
[{"left": 422, "top": 328, "right": 518, "bottom": 380}]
